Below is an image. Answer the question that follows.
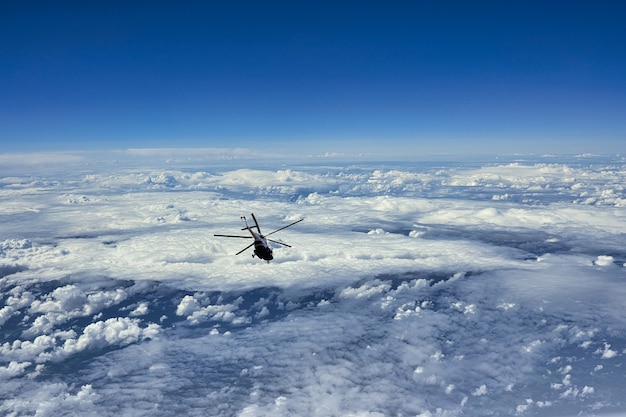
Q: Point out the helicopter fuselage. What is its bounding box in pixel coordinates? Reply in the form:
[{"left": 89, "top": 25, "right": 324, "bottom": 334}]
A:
[{"left": 248, "top": 229, "right": 273, "bottom": 261}]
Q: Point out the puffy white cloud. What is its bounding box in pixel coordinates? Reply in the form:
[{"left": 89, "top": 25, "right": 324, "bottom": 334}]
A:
[
  {"left": 594, "top": 255, "right": 615, "bottom": 266},
  {"left": 59, "top": 317, "right": 160, "bottom": 357},
  {"left": 0, "top": 361, "right": 31, "bottom": 379},
  {"left": 175, "top": 293, "right": 247, "bottom": 325},
  {"left": 0, "top": 285, "right": 34, "bottom": 326},
  {"left": 175, "top": 295, "right": 200, "bottom": 317},
  {"left": 129, "top": 302, "right": 149, "bottom": 317},
  {"left": 25, "top": 285, "right": 129, "bottom": 336}
]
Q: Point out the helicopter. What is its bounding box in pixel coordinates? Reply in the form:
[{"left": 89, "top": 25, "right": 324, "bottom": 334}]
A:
[{"left": 214, "top": 213, "right": 303, "bottom": 262}]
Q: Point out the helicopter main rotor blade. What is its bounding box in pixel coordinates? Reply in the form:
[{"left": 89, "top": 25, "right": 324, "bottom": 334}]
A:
[
  {"left": 266, "top": 218, "right": 304, "bottom": 237},
  {"left": 267, "top": 238, "right": 291, "bottom": 248},
  {"left": 214, "top": 234, "right": 253, "bottom": 239},
  {"left": 251, "top": 213, "right": 262, "bottom": 234},
  {"left": 235, "top": 242, "right": 255, "bottom": 255}
]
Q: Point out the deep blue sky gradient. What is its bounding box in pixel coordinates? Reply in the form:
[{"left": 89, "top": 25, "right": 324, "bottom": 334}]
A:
[{"left": 1, "top": 1, "right": 625, "bottom": 155}]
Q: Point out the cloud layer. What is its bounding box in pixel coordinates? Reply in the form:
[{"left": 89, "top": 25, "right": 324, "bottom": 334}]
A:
[{"left": 1, "top": 152, "right": 625, "bottom": 416}]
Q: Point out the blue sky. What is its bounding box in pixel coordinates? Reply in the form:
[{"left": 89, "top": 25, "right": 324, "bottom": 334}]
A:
[{"left": 1, "top": 1, "right": 625, "bottom": 155}]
